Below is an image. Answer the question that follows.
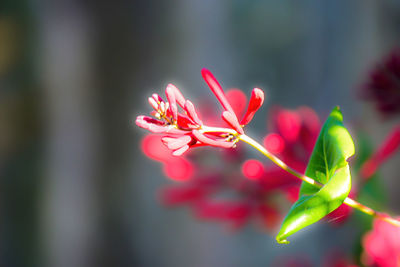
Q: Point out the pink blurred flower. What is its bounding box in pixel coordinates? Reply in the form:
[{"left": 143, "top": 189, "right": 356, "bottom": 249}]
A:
[
  {"left": 362, "top": 217, "right": 400, "bottom": 267},
  {"left": 136, "top": 69, "right": 264, "bottom": 155}
]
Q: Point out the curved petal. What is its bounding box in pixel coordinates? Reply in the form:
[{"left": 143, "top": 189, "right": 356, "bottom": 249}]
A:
[
  {"left": 240, "top": 88, "right": 264, "bottom": 125},
  {"left": 167, "top": 83, "right": 186, "bottom": 108},
  {"left": 166, "top": 84, "right": 178, "bottom": 121},
  {"left": 192, "top": 130, "right": 234, "bottom": 148},
  {"left": 184, "top": 100, "right": 203, "bottom": 126},
  {"left": 162, "top": 135, "right": 192, "bottom": 150},
  {"left": 222, "top": 111, "right": 244, "bottom": 134},
  {"left": 201, "top": 68, "right": 236, "bottom": 115}
]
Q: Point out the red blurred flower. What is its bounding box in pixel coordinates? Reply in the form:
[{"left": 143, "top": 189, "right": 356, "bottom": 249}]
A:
[
  {"left": 242, "top": 159, "right": 265, "bottom": 180},
  {"left": 360, "top": 125, "right": 400, "bottom": 180},
  {"left": 136, "top": 69, "right": 264, "bottom": 155},
  {"left": 141, "top": 103, "right": 355, "bottom": 230},
  {"left": 325, "top": 190, "right": 355, "bottom": 225},
  {"left": 160, "top": 172, "right": 282, "bottom": 231},
  {"left": 262, "top": 106, "right": 322, "bottom": 202},
  {"left": 362, "top": 217, "right": 400, "bottom": 267},
  {"left": 266, "top": 106, "right": 321, "bottom": 173},
  {"left": 361, "top": 48, "right": 400, "bottom": 116},
  {"left": 154, "top": 105, "right": 333, "bottom": 230},
  {"left": 266, "top": 106, "right": 355, "bottom": 225},
  {"left": 141, "top": 135, "right": 194, "bottom": 181}
]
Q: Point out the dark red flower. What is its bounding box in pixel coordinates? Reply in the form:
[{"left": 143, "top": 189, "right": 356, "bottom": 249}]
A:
[
  {"left": 361, "top": 48, "right": 400, "bottom": 116},
  {"left": 322, "top": 250, "right": 358, "bottom": 267},
  {"left": 136, "top": 69, "right": 265, "bottom": 155},
  {"left": 272, "top": 251, "right": 358, "bottom": 267}
]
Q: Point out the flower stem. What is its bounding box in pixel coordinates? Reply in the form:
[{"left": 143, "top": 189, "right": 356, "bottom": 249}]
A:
[{"left": 239, "top": 134, "right": 400, "bottom": 227}]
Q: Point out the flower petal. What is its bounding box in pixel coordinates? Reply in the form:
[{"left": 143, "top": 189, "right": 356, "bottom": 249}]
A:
[
  {"left": 162, "top": 135, "right": 192, "bottom": 150},
  {"left": 172, "top": 145, "right": 190, "bottom": 156},
  {"left": 201, "top": 68, "right": 236, "bottom": 115},
  {"left": 152, "top": 93, "right": 164, "bottom": 103},
  {"left": 184, "top": 100, "right": 203, "bottom": 126},
  {"left": 166, "top": 84, "right": 178, "bottom": 121},
  {"left": 240, "top": 88, "right": 264, "bottom": 125},
  {"left": 222, "top": 111, "right": 244, "bottom": 134},
  {"left": 192, "top": 130, "right": 234, "bottom": 148},
  {"left": 136, "top": 115, "right": 164, "bottom": 126},
  {"left": 164, "top": 127, "right": 189, "bottom": 135},
  {"left": 135, "top": 116, "right": 187, "bottom": 134},
  {"left": 177, "top": 113, "right": 197, "bottom": 129},
  {"left": 167, "top": 83, "right": 186, "bottom": 107},
  {"left": 148, "top": 97, "right": 159, "bottom": 110}
]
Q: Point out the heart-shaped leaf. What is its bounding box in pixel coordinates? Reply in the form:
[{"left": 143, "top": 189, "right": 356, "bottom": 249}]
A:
[{"left": 276, "top": 107, "right": 355, "bottom": 244}]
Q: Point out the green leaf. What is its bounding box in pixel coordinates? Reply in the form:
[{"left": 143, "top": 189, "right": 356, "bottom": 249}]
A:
[{"left": 276, "top": 107, "right": 355, "bottom": 244}]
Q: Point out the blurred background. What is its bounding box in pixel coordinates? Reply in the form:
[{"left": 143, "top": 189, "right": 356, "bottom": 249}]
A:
[{"left": 1, "top": 0, "right": 400, "bottom": 266}]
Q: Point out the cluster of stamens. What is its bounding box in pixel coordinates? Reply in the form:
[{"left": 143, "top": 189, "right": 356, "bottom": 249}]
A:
[{"left": 148, "top": 94, "right": 173, "bottom": 124}]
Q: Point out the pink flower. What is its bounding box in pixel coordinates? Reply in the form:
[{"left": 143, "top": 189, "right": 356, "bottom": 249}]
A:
[
  {"left": 362, "top": 217, "right": 400, "bottom": 267},
  {"left": 136, "top": 69, "right": 265, "bottom": 155}
]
